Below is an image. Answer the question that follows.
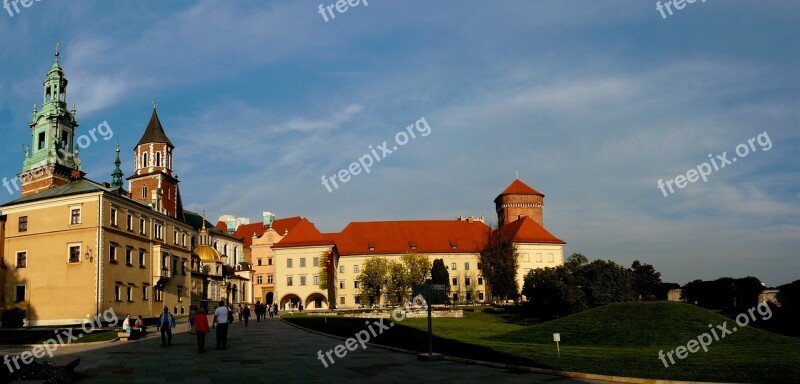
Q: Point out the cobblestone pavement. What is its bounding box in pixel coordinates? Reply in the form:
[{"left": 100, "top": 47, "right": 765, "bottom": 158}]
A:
[{"left": 3, "top": 315, "right": 615, "bottom": 384}]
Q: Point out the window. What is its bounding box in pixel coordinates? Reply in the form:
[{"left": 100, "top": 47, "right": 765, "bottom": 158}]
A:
[
  {"left": 452, "top": 277, "right": 458, "bottom": 286},
  {"left": 14, "top": 285, "right": 25, "bottom": 302},
  {"left": 267, "top": 275, "right": 273, "bottom": 284},
  {"left": 110, "top": 208, "right": 118, "bottom": 226},
  {"left": 138, "top": 250, "right": 146, "bottom": 267},
  {"left": 142, "top": 186, "right": 147, "bottom": 199},
  {"left": 340, "top": 297, "right": 345, "bottom": 305},
  {"left": 287, "top": 259, "right": 293, "bottom": 268},
  {"left": 353, "top": 265, "right": 359, "bottom": 273},
  {"left": 257, "top": 275, "right": 263, "bottom": 284},
  {"left": 453, "top": 293, "right": 459, "bottom": 302},
  {"left": 287, "top": 276, "right": 293, "bottom": 286},
  {"left": 142, "top": 285, "right": 149, "bottom": 300},
  {"left": 16, "top": 252, "right": 27, "bottom": 268},
  {"left": 115, "top": 285, "right": 122, "bottom": 301},
  {"left": 339, "top": 265, "right": 345, "bottom": 274},
  {"left": 523, "top": 253, "right": 530, "bottom": 262},
  {"left": 181, "top": 261, "right": 186, "bottom": 275},
  {"left": 300, "top": 276, "right": 307, "bottom": 286},
  {"left": 464, "top": 262, "right": 470, "bottom": 270},
  {"left": 142, "top": 152, "right": 148, "bottom": 168},
  {"left": 140, "top": 218, "right": 146, "bottom": 234},
  {"left": 354, "top": 281, "right": 360, "bottom": 289},
  {"left": 173, "top": 230, "right": 178, "bottom": 245},
  {"left": 548, "top": 253, "right": 554, "bottom": 263},
  {"left": 313, "top": 275, "right": 319, "bottom": 285},
  {"left": 257, "top": 258, "right": 262, "bottom": 266},
  {"left": 182, "top": 234, "right": 186, "bottom": 247},
  {"left": 127, "top": 286, "right": 133, "bottom": 302},
  {"left": 177, "top": 287, "right": 183, "bottom": 302},
  {"left": 154, "top": 287, "right": 163, "bottom": 301},
  {"left": 313, "top": 257, "right": 319, "bottom": 267},
  {"left": 268, "top": 258, "right": 273, "bottom": 266},
  {"left": 478, "top": 277, "right": 484, "bottom": 285},
  {"left": 125, "top": 248, "right": 133, "bottom": 266},
  {"left": 68, "top": 245, "right": 81, "bottom": 263},
  {"left": 451, "top": 262, "right": 457, "bottom": 270},
  {"left": 18, "top": 216, "right": 27, "bottom": 232},
  {"left": 172, "top": 257, "right": 178, "bottom": 274},
  {"left": 479, "top": 292, "right": 485, "bottom": 301},
  {"left": 156, "top": 152, "right": 161, "bottom": 167},
  {"left": 109, "top": 244, "right": 118, "bottom": 263},
  {"left": 465, "top": 277, "right": 471, "bottom": 286},
  {"left": 71, "top": 208, "right": 81, "bottom": 225},
  {"left": 154, "top": 223, "right": 163, "bottom": 240},
  {"left": 466, "top": 292, "right": 472, "bottom": 301},
  {"left": 38, "top": 132, "right": 45, "bottom": 150},
  {"left": 339, "top": 281, "right": 345, "bottom": 289},
  {"left": 300, "top": 258, "right": 306, "bottom": 268},
  {"left": 126, "top": 214, "right": 133, "bottom": 231}
]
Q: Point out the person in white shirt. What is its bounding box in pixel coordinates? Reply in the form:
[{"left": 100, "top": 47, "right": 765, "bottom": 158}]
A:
[{"left": 212, "top": 300, "right": 230, "bottom": 350}]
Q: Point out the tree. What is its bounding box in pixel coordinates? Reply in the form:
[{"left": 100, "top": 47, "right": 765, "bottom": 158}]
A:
[
  {"left": 386, "top": 261, "right": 409, "bottom": 305},
  {"left": 318, "top": 250, "right": 336, "bottom": 307},
  {"left": 430, "top": 259, "right": 450, "bottom": 304},
  {"left": 565, "top": 253, "right": 588, "bottom": 270},
  {"left": 522, "top": 266, "right": 586, "bottom": 318},
  {"left": 630, "top": 260, "right": 662, "bottom": 300},
  {"left": 573, "top": 259, "right": 634, "bottom": 306},
  {"left": 401, "top": 253, "right": 431, "bottom": 289},
  {"left": 479, "top": 229, "right": 519, "bottom": 302},
  {"left": 357, "top": 257, "right": 391, "bottom": 306}
]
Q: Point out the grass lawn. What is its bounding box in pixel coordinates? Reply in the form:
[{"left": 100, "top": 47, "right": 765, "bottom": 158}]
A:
[{"left": 284, "top": 302, "right": 800, "bottom": 383}]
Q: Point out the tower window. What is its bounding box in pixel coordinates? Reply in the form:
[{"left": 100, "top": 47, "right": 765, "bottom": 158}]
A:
[
  {"left": 142, "top": 153, "right": 148, "bottom": 167},
  {"left": 156, "top": 152, "right": 161, "bottom": 167},
  {"left": 142, "top": 186, "right": 148, "bottom": 199},
  {"left": 38, "top": 132, "right": 46, "bottom": 150}
]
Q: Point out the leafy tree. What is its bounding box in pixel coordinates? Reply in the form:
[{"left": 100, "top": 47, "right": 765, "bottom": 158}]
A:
[
  {"left": 318, "top": 250, "right": 336, "bottom": 307},
  {"left": 777, "top": 279, "right": 800, "bottom": 315},
  {"left": 573, "top": 259, "right": 634, "bottom": 306},
  {"left": 401, "top": 253, "right": 431, "bottom": 289},
  {"left": 630, "top": 260, "right": 662, "bottom": 300},
  {"left": 565, "top": 253, "right": 588, "bottom": 270},
  {"left": 430, "top": 259, "right": 450, "bottom": 304},
  {"left": 523, "top": 266, "right": 586, "bottom": 318},
  {"left": 479, "top": 229, "right": 519, "bottom": 302},
  {"left": 357, "top": 257, "right": 390, "bottom": 306},
  {"left": 682, "top": 277, "right": 764, "bottom": 310},
  {"left": 386, "top": 261, "right": 409, "bottom": 305}
]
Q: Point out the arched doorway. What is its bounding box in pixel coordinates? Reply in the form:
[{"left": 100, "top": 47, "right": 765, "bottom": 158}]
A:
[
  {"left": 305, "top": 293, "right": 328, "bottom": 309},
  {"left": 280, "top": 294, "right": 301, "bottom": 310}
]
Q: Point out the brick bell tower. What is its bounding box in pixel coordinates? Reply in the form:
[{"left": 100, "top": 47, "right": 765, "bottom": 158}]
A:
[
  {"left": 127, "top": 104, "right": 183, "bottom": 219},
  {"left": 19, "top": 44, "right": 84, "bottom": 198},
  {"left": 494, "top": 179, "right": 544, "bottom": 229}
]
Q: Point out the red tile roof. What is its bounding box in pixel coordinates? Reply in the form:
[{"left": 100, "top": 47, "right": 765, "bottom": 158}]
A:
[
  {"left": 234, "top": 217, "right": 304, "bottom": 248},
  {"left": 271, "top": 218, "right": 334, "bottom": 248},
  {"left": 333, "top": 220, "right": 491, "bottom": 256},
  {"left": 497, "top": 179, "right": 544, "bottom": 197},
  {"left": 496, "top": 216, "right": 565, "bottom": 244},
  {"left": 215, "top": 221, "right": 228, "bottom": 233}
]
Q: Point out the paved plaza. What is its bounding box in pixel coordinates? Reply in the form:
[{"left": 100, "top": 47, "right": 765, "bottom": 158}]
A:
[{"left": 1, "top": 315, "right": 615, "bottom": 384}]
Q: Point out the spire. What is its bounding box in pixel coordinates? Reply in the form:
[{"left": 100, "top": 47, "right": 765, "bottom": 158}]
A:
[
  {"left": 54, "top": 42, "right": 60, "bottom": 63},
  {"left": 111, "top": 145, "right": 123, "bottom": 188},
  {"left": 136, "top": 107, "right": 173, "bottom": 148}
]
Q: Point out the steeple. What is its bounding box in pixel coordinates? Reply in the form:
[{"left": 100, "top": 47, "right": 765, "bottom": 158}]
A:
[
  {"left": 111, "top": 145, "right": 124, "bottom": 189},
  {"left": 128, "top": 104, "right": 182, "bottom": 219},
  {"left": 18, "top": 44, "right": 83, "bottom": 198}
]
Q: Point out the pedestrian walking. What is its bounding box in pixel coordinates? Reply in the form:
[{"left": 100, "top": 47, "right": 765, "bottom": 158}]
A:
[
  {"left": 194, "top": 307, "right": 209, "bottom": 353},
  {"left": 188, "top": 305, "right": 197, "bottom": 332},
  {"left": 242, "top": 305, "right": 251, "bottom": 327},
  {"left": 156, "top": 306, "right": 176, "bottom": 347},
  {"left": 238, "top": 304, "right": 244, "bottom": 323},
  {"left": 212, "top": 300, "right": 230, "bottom": 350}
]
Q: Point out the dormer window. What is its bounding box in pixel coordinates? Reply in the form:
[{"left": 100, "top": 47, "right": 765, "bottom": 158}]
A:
[
  {"left": 449, "top": 240, "right": 458, "bottom": 250},
  {"left": 408, "top": 241, "right": 417, "bottom": 251},
  {"left": 368, "top": 242, "right": 375, "bottom": 252}
]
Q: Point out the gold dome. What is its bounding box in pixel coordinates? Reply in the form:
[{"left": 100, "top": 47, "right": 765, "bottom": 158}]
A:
[{"left": 194, "top": 245, "right": 220, "bottom": 263}]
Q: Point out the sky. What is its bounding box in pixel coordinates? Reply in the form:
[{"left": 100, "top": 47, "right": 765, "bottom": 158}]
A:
[{"left": 0, "top": 1, "right": 797, "bottom": 287}]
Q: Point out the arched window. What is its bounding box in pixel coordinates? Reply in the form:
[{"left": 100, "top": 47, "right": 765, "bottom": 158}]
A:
[
  {"left": 156, "top": 152, "right": 161, "bottom": 167},
  {"left": 142, "top": 186, "right": 148, "bottom": 199},
  {"left": 142, "top": 153, "right": 148, "bottom": 167}
]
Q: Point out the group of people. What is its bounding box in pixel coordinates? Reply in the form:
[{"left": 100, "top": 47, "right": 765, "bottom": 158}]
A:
[
  {"left": 251, "top": 301, "right": 279, "bottom": 321},
  {"left": 121, "top": 314, "right": 147, "bottom": 338},
  {"left": 130, "top": 301, "right": 281, "bottom": 353}
]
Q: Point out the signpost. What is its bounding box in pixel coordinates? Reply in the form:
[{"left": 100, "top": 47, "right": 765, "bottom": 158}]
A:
[
  {"left": 417, "top": 282, "right": 446, "bottom": 361},
  {"left": 553, "top": 333, "right": 561, "bottom": 358}
]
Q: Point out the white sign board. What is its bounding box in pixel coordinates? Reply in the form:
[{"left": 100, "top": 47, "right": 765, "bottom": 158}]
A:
[
  {"left": 432, "top": 284, "right": 446, "bottom": 291},
  {"left": 553, "top": 333, "right": 560, "bottom": 342}
]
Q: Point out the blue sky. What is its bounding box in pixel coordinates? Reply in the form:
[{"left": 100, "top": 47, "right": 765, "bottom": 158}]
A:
[{"left": 0, "top": 1, "right": 797, "bottom": 286}]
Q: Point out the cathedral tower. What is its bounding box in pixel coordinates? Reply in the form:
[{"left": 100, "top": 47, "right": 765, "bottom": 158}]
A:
[
  {"left": 127, "top": 106, "right": 183, "bottom": 219},
  {"left": 18, "top": 44, "right": 83, "bottom": 197},
  {"left": 494, "top": 179, "right": 544, "bottom": 228}
]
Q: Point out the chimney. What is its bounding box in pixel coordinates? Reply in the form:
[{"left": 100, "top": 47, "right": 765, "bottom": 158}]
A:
[{"left": 102, "top": 182, "right": 110, "bottom": 188}]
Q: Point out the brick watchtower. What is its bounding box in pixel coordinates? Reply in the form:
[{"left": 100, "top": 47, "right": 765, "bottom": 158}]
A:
[
  {"left": 127, "top": 106, "right": 183, "bottom": 219},
  {"left": 494, "top": 179, "right": 545, "bottom": 229}
]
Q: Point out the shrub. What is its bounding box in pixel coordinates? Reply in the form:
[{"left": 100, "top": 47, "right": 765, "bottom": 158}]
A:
[{"left": 1, "top": 307, "right": 26, "bottom": 328}]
